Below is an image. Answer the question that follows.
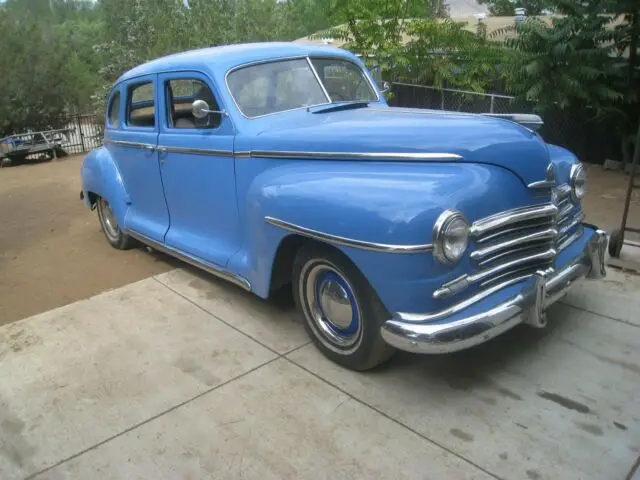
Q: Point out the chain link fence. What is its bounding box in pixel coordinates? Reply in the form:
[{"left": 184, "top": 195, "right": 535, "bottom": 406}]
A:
[
  {"left": 389, "top": 82, "right": 523, "bottom": 114},
  {"left": 388, "top": 82, "right": 621, "bottom": 164}
]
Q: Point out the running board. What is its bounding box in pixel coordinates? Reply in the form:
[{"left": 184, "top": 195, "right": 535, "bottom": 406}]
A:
[{"left": 127, "top": 231, "right": 251, "bottom": 291}]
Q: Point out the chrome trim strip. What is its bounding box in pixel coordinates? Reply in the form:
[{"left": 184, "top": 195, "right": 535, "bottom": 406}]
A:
[
  {"left": 251, "top": 150, "right": 463, "bottom": 161},
  {"left": 528, "top": 163, "right": 556, "bottom": 189},
  {"left": 106, "top": 139, "right": 154, "bottom": 150},
  {"left": 470, "top": 204, "right": 558, "bottom": 237},
  {"left": 158, "top": 146, "right": 234, "bottom": 157},
  {"left": 409, "top": 275, "right": 532, "bottom": 323},
  {"left": 468, "top": 248, "right": 556, "bottom": 284},
  {"left": 306, "top": 57, "right": 332, "bottom": 102},
  {"left": 470, "top": 228, "right": 557, "bottom": 263},
  {"left": 559, "top": 212, "right": 585, "bottom": 235},
  {"left": 434, "top": 248, "right": 556, "bottom": 298},
  {"left": 558, "top": 225, "right": 584, "bottom": 251},
  {"left": 556, "top": 184, "right": 571, "bottom": 199},
  {"left": 557, "top": 202, "right": 574, "bottom": 220},
  {"left": 127, "top": 231, "right": 251, "bottom": 291},
  {"left": 265, "top": 216, "right": 433, "bottom": 254},
  {"left": 528, "top": 179, "right": 556, "bottom": 189}
]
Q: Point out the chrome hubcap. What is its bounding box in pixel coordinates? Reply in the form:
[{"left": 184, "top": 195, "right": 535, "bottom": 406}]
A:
[
  {"left": 302, "top": 263, "right": 362, "bottom": 352},
  {"left": 99, "top": 198, "right": 120, "bottom": 240}
]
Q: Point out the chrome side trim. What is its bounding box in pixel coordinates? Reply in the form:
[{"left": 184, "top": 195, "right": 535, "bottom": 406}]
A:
[
  {"left": 470, "top": 204, "right": 558, "bottom": 237},
  {"left": 127, "top": 231, "right": 251, "bottom": 291},
  {"left": 265, "top": 216, "right": 433, "bottom": 254},
  {"left": 251, "top": 150, "right": 463, "bottom": 161},
  {"left": 106, "top": 139, "right": 154, "bottom": 150},
  {"left": 158, "top": 146, "right": 234, "bottom": 157}
]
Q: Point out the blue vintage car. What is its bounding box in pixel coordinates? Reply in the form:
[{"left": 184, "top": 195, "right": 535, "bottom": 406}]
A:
[{"left": 81, "top": 42, "right": 607, "bottom": 370}]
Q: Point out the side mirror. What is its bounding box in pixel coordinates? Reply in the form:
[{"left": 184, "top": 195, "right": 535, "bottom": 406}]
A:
[
  {"left": 192, "top": 99, "right": 228, "bottom": 119},
  {"left": 369, "top": 65, "right": 390, "bottom": 94},
  {"left": 192, "top": 99, "right": 212, "bottom": 119}
]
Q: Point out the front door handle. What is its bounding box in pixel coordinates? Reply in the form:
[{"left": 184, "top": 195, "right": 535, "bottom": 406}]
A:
[{"left": 156, "top": 146, "right": 168, "bottom": 164}]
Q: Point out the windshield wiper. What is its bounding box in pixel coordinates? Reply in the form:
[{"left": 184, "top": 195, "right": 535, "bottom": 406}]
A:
[{"left": 309, "top": 101, "right": 371, "bottom": 114}]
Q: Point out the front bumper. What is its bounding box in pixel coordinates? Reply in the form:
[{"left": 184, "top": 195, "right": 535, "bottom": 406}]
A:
[{"left": 380, "top": 228, "right": 607, "bottom": 354}]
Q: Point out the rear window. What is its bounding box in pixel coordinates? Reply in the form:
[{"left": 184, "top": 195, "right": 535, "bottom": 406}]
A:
[
  {"left": 127, "top": 82, "right": 155, "bottom": 128},
  {"left": 107, "top": 91, "right": 120, "bottom": 127}
]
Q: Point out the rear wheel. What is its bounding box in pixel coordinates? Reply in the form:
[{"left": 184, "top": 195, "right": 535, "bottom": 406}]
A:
[
  {"left": 293, "top": 243, "right": 395, "bottom": 370},
  {"left": 96, "top": 196, "right": 136, "bottom": 250}
]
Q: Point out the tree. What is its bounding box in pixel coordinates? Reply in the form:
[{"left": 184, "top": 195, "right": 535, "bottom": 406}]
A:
[{"left": 495, "top": 1, "right": 622, "bottom": 111}]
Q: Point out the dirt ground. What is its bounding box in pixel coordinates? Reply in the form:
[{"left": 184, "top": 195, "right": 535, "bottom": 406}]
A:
[
  {"left": 0, "top": 155, "right": 638, "bottom": 326},
  {"left": 0, "top": 155, "right": 175, "bottom": 325}
]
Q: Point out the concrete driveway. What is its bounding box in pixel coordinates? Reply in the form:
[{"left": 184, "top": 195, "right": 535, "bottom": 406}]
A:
[{"left": 1, "top": 266, "right": 638, "bottom": 480}]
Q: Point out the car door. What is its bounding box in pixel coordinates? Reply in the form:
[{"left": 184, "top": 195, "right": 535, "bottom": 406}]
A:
[
  {"left": 105, "top": 75, "right": 170, "bottom": 242},
  {"left": 156, "top": 72, "right": 239, "bottom": 267}
]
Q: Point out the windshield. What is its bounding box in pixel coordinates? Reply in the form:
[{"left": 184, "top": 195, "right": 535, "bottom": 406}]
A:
[{"left": 227, "top": 57, "right": 378, "bottom": 118}]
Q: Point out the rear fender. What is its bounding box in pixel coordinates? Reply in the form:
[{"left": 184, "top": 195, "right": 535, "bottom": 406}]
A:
[{"left": 80, "top": 146, "right": 130, "bottom": 228}]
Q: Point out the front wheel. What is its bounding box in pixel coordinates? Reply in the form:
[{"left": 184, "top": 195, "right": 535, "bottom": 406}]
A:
[
  {"left": 293, "top": 243, "right": 395, "bottom": 370},
  {"left": 96, "top": 196, "right": 136, "bottom": 250}
]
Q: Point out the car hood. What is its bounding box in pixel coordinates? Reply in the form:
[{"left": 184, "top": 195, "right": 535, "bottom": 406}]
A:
[{"left": 246, "top": 106, "right": 552, "bottom": 187}]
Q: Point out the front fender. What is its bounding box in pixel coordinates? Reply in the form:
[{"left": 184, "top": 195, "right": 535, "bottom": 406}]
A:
[
  {"left": 548, "top": 144, "right": 579, "bottom": 182},
  {"left": 80, "top": 146, "right": 129, "bottom": 227},
  {"left": 237, "top": 160, "right": 538, "bottom": 314}
]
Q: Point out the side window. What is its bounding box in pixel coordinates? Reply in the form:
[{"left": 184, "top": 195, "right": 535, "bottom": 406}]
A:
[
  {"left": 166, "top": 79, "right": 221, "bottom": 129},
  {"left": 127, "top": 82, "right": 155, "bottom": 128},
  {"left": 107, "top": 91, "right": 120, "bottom": 127}
]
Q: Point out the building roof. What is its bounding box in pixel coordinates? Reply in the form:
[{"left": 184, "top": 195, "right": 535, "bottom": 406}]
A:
[
  {"left": 294, "top": 15, "right": 627, "bottom": 48},
  {"left": 116, "top": 42, "right": 351, "bottom": 83}
]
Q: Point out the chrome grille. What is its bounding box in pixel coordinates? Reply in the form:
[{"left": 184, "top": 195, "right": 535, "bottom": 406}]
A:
[
  {"left": 433, "top": 185, "right": 584, "bottom": 300},
  {"left": 469, "top": 204, "right": 558, "bottom": 289}
]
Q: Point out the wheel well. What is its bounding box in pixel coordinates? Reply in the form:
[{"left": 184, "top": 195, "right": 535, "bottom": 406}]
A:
[
  {"left": 269, "top": 234, "right": 363, "bottom": 297},
  {"left": 269, "top": 234, "right": 307, "bottom": 294},
  {"left": 87, "top": 191, "right": 98, "bottom": 207}
]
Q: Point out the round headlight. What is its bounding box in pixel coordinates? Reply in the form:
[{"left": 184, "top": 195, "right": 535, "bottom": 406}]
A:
[
  {"left": 433, "top": 210, "right": 469, "bottom": 264},
  {"left": 570, "top": 163, "right": 587, "bottom": 202}
]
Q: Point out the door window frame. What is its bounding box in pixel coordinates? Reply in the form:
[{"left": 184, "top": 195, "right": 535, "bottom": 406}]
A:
[
  {"left": 106, "top": 87, "right": 122, "bottom": 129},
  {"left": 124, "top": 75, "right": 158, "bottom": 131},
  {"left": 157, "top": 71, "right": 234, "bottom": 135}
]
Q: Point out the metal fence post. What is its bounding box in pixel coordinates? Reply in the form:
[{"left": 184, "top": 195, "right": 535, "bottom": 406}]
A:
[
  {"left": 490, "top": 95, "right": 495, "bottom": 113},
  {"left": 76, "top": 114, "right": 86, "bottom": 153}
]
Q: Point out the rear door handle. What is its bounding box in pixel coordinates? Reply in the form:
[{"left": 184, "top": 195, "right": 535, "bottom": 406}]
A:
[
  {"left": 143, "top": 144, "right": 155, "bottom": 151},
  {"left": 156, "top": 146, "right": 168, "bottom": 153}
]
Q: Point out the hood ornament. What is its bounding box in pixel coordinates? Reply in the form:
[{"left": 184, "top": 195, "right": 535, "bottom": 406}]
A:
[{"left": 528, "top": 163, "right": 556, "bottom": 189}]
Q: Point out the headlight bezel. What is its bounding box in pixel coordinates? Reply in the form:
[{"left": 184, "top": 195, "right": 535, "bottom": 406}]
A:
[
  {"left": 569, "top": 162, "right": 587, "bottom": 202},
  {"left": 432, "top": 209, "right": 470, "bottom": 264}
]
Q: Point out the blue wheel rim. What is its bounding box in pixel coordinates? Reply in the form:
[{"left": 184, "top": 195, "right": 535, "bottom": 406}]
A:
[{"left": 302, "top": 262, "right": 363, "bottom": 352}]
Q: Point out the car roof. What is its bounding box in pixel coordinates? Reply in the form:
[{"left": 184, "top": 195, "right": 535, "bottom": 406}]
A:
[{"left": 116, "top": 42, "right": 353, "bottom": 84}]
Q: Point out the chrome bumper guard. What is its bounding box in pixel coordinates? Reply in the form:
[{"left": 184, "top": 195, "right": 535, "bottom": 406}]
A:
[{"left": 380, "top": 229, "right": 607, "bottom": 354}]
